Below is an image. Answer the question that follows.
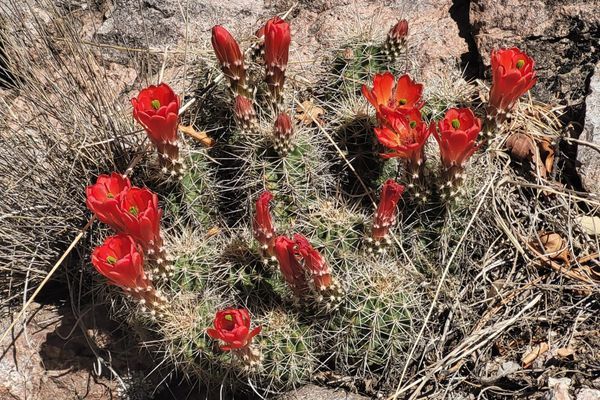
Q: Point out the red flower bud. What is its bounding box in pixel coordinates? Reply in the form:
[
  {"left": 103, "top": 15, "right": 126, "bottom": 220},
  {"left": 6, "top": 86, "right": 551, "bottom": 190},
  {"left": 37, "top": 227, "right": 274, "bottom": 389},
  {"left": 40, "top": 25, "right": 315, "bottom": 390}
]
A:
[
  {"left": 207, "top": 308, "right": 262, "bottom": 351},
  {"left": 489, "top": 47, "right": 537, "bottom": 114},
  {"left": 91, "top": 234, "right": 150, "bottom": 291},
  {"left": 264, "top": 16, "right": 291, "bottom": 104},
  {"left": 389, "top": 19, "right": 408, "bottom": 41},
  {"left": 86, "top": 173, "right": 131, "bottom": 230},
  {"left": 211, "top": 25, "right": 247, "bottom": 94},
  {"left": 255, "top": 25, "right": 266, "bottom": 40},
  {"left": 433, "top": 108, "right": 482, "bottom": 168},
  {"left": 118, "top": 187, "right": 163, "bottom": 248},
  {"left": 253, "top": 191, "right": 276, "bottom": 259},
  {"left": 293, "top": 234, "right": 333, "bottom": 292},
  {"left": 372, "top": 179, "right": 405, "bottom": 243},
  {"left": 362, "top": 72, "right": 423, "bottom": 118},
  {"left": 274, "top": 236, "right": 309, "bottom": 297},
  {"left": 249, "top": 25, "right": 266, "bottom": 61},
  {"left": 234, "top": 95, "right": 257, "bottom": 131},
  {"left": 273, "top": 112, "right": 294, "bottom": 155},
  {"left": 375, "top": 107, "right": 431, "bottom": 165}
]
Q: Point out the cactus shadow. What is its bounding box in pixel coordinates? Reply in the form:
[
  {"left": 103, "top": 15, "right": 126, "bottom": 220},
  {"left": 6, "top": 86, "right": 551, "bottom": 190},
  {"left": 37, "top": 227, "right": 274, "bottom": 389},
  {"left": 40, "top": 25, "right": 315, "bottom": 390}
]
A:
[{"left": 332, "top": 115, "right": 384, "bottom": 207}]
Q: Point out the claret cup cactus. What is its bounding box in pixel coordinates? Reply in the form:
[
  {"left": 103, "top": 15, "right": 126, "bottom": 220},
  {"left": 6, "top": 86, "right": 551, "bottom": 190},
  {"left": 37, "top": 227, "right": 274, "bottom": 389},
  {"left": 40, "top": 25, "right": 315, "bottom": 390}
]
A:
[{"left": 82, "top": 13, "right": 544, "bottom": 397}]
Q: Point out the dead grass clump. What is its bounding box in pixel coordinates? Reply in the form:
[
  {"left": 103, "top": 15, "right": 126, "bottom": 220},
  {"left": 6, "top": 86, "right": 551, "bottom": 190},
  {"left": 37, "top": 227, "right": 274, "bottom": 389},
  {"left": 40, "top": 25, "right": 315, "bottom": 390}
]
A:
[{"left": 0, "top": 0, "right": 142, "bottom": 307}]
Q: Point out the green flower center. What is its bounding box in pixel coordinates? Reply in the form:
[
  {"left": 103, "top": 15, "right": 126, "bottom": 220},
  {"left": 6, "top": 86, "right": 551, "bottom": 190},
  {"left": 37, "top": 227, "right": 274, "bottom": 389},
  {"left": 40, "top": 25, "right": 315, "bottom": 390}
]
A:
[
  {"left": 516, "top": 59, "right": 525, "bottom": 69},
  {"left": 224, "top": 314, "right": 233, "bottom": 321},
  {"left": 151, "top": 99, "right": 161, "bottom": 110},
  {"left": 106, "top": 192, "right": 114, "bottom": 199},
  {"left": 129, "top": 206, "right": 139, "bottom": 216},
  {"left": 451, "top": 119, "right": 460, "bottom": 129},
  {"left": 106, "top": 256, "right": 117, "bottom": 265},
  {"left": 398, "top": 98, "right": 408, "bottom": 105},
  {"left": 409, "top": 120, "right": 417, "bottom": 128}
]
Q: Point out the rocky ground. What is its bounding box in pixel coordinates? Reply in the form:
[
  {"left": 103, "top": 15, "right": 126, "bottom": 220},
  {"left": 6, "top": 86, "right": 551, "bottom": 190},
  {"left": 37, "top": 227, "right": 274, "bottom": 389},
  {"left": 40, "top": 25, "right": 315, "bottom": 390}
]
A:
[{"left": 1, "top": 0, "right": 599, "bottom": 399}]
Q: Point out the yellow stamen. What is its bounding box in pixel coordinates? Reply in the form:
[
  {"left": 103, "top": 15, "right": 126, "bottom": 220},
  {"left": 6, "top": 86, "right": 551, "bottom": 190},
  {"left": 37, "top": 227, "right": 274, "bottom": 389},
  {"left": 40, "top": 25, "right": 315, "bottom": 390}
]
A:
[
  {"left": 451, "top": 119, "right": 460, "bottom": 129},
  {"left": 224, "top": 314, "right": 233, "bottom": 321},
  {"left": 516, "top": 59, "right": 525, "bottom": 69},
  {"left": 129, "top": 206, "right": 139, "bottom": 216},
  {"left": 398, "top": 98, "right": 407, "bottom": 105},
  {"left": 106, "top": 256, "right": 117, "bottom": 264},
  {"left": 151, "top": 99, "right": 161, "bottom": 109}
]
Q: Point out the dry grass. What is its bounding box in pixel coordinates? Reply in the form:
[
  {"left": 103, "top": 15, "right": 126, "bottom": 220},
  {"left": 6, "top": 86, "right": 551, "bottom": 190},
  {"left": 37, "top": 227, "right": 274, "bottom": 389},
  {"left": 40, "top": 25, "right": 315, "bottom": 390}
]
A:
[{"left": 0, "top": 0, "right": 147, "bottom": 310}]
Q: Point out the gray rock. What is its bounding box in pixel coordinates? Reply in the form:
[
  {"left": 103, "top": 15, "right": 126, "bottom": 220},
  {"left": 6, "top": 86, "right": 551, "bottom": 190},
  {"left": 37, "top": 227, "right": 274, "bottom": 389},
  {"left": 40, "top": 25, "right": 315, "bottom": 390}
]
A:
[
  {"left": 546, "top": 377, "right": 572, "bottom": 400},
  {"left": 278, "top": 384, "right": 369, "bottom": 400},
  {"left": 471, "top": 0, "right": 599, "bottom": 109},
  {"left": 91, "top": 1, "right": 466, "bottom": 81},
  {"left": 576, "top": 388, "right": 600, "bottom": 400},
  {"left": 579, "top": 62, "right": 600, "bottom": 195}
]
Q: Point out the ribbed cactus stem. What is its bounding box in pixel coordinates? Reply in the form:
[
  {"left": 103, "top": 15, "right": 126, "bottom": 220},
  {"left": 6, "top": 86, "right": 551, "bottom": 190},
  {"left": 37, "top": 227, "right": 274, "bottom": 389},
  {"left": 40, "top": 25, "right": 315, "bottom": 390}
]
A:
[
  {"left": 483, "top": 110, "right": 503, "bottom": 139},
  {"left": 146, "top": 235, "right": 174, "bottom": 280},
  {"left": 234, "top": 95, "right": 258, "bottom": 133},
  {"left": 406, "top": 158, "right": 428, "bottom": 203},
  {"left": 156, "top": 141, "right": 185, "bottom": 179},
  {"left": 127, "top": 285, "right": 169, "bottom": 320},
  {"left": 315, "top": 278, "right": 344, "bottom": 311},
  {"left": 235, "top": 344, "right": 264, "bottom": 371},
  {"left": 273, "top": 112, "right": 295, "bottom": 156},
  {"left": 439, "top": 164, "right": 466, "bottom": 199}
]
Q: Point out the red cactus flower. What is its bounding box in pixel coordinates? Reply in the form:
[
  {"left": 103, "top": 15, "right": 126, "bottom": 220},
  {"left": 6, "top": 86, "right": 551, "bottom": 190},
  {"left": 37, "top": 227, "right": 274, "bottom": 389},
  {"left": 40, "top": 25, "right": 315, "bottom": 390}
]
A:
[
  {"left": 273, "top": 112, "right": 294, "bottom": 155},
  {"left": 91, "top": 234, "right": 150, "bottom": 291},
  {"left": 234, "top": 95, "right": 257, "bottom": 131},
  {"left": 274, "top": 236, "right": 309, "bottom": 296},
  {"left": 489, "top": 47, "right": 537, "bottom": 114},
  {"left": 207, "top": 308, "right": 262, "bottom": 351},
  {"left": 372, "top": 179, "right": 405, "bottom": 243},
  {"left": 433, "top": 108, "right": 482, "bottom": 168},
  {"left": 362, "top": 72, "right": 423, "bottom": 116},
  {"left": 131, "top": 83, "right": 182, "bottom": 176},
  {"left": 131, "top": 83, "right": 180, "bottom": 146},
  {"left": 253, "top": 191, "right": 276, "bottom": 259},
  {"left": 118, "top": 187, "right": 162, "bottom": 248},
  {"left": 293, "top": 234, "right": 333, "bottom": 292},
  {"left": 375, "top": 107, "right": 431, "bottom": 165},
  {"left": 263, "top": 16, "right": 291, "bottom": 103},
  {"left": 211, "top": 25, "right": 247, "bottom": 94},
  {"left": 86, "top": 173, "right": 131, "bottom": 230},
  {"left": 388, "top": 19, "right": 408, "bottom": 41}
]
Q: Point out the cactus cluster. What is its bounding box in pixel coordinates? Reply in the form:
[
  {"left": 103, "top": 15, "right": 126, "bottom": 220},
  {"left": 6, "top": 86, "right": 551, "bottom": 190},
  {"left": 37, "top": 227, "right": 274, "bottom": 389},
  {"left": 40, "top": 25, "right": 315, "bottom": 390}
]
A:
[{"left": 82, "top": 13, "right": 549, "bottom": 398}]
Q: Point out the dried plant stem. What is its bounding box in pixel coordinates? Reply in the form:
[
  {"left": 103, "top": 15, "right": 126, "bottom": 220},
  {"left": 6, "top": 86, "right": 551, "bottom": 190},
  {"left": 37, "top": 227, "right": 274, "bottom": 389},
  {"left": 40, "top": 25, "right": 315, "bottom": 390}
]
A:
[
  {"left": 523, "top": 238, "right": 595, "bottom": 285},
  {"left": 390, "top": 172, "right": 497, "bottom": 399},
  {"left": 402, "top": 294, "right": 542, "bottom": 399},
  {"left": 561, "top": 136, "right": 600, "bottom": 154}
]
